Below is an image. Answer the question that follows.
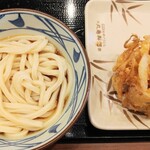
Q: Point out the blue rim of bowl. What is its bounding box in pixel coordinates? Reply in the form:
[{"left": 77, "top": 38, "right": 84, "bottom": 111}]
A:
[{"left": 0, "top": 8, "right": 91, "bottom": 149}]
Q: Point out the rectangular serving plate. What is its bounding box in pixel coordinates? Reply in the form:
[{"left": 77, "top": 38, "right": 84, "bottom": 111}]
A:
[{"left": 85, "top": 0, "right": 150, "bottom": 130}]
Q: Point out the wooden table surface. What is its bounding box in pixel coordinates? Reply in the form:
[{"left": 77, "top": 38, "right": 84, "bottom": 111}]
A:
[{"left": 50, "top": 142, "right": 150, "bottom": 150}]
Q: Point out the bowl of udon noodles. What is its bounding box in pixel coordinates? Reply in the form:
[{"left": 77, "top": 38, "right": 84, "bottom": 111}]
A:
[{"left": 0, "top": 8, "right": 90, "bottom": 149}]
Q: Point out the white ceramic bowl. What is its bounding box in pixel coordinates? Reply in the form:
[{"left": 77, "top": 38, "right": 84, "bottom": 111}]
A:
[{"left": 0, "top": 8, "right": 90, "bottom": 149}]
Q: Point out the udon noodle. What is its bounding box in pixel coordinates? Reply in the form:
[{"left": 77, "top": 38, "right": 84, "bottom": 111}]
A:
[{"left": 0, "top": 34, "right": 73, "bottom": 139}]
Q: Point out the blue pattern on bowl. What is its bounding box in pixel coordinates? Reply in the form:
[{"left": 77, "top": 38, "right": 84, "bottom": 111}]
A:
[{"left": 0, "top": 9, "right": 90, "bottom": 149}]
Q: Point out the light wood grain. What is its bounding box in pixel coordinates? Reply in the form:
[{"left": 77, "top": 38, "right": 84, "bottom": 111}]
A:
[{"left": 48, "top": 143, "right": 150, "bottom": 150}]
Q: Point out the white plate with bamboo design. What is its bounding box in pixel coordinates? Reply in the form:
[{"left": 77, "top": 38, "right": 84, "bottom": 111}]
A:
[{"left": 85, "top": 0, "right": 150, "bottom": 130}]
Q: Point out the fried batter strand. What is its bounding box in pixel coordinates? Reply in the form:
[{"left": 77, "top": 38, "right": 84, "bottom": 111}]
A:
[{"left": 112, "top": 34, "right": 150, "bottom": 117}]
